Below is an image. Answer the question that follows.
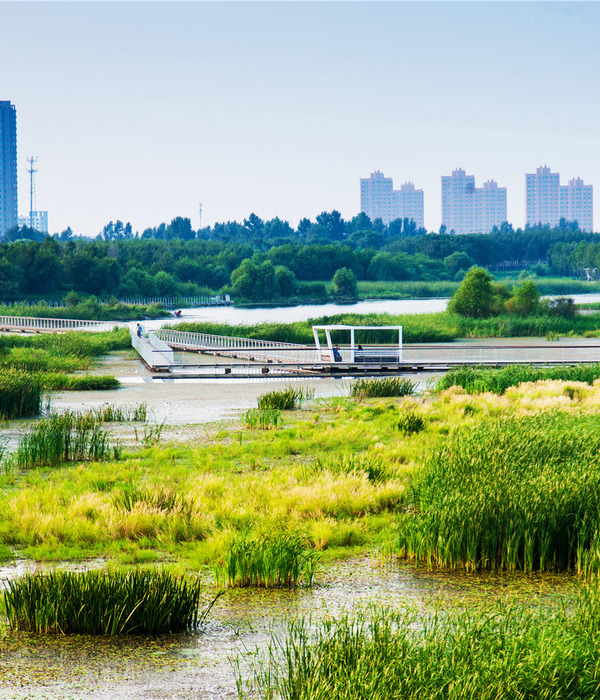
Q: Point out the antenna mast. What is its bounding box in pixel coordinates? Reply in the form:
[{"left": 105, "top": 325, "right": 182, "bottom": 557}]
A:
[
  {"left": 27, "top": 156, "right": 39, "bottom": 229},
  {"left": 199, "top": 202, "right": 203, "bottom": 229}
]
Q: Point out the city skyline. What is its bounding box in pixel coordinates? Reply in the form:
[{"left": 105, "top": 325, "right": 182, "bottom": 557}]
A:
[{"left": 1, "top": 2, "right": 599, "bottom": 235}]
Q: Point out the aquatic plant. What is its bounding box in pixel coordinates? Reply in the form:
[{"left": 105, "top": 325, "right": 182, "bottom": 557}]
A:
[
  {"left": 8, "top": 411, "right": 121, "bottom": 470},
  {"left": 42, "top": 374, "right": 120, "bottom": 391},
  {"left": 215, "top": 531, "right": 317, "bottom": 588},
  {"left": 86, "top": 403, "right": 148, "bottom": 422},
  {"left": 437, "top": 364, "right": 600, "bottom": 395},
  {"left": 351, "top": 377, "right": 415, "bottom": 399},
  {"left": 400, "top": 413, "right": 600, "bottom": 572},
  {"left": 238, "top": 589, "right": 600, "bottom": 700},
  {"left": 0, "top": 368, "right": 42, "bottom": 418},
  {"left": 242, "top": 407, "right": 282, "bottom": 429},
  {"left": 257, "top": 387, "right": 314, "bottom": 411},
  {"left": 3, "top": 569, "right": 206, "bottom": 635}
]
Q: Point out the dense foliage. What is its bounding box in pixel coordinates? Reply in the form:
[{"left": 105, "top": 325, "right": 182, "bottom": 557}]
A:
[{"left": 0, "top": 214, "right": 598, "bottom": 302}]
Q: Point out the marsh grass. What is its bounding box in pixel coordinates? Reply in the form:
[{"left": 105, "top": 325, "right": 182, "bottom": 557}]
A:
[
  {"left": 8, "top": 411, "right": 121, "bottom": 469},
  {"left": 311, "top": 453, "right": 387, "bottom": 482},
  {"left": 215, "top": 532, "right": 318, "bottom": 588},
  {"left": 400, "top": 413, "right": 600, "bottom": 573},
  {"left": 3, "top": 569, "right": 205, "bottom": 635},
  {"left": 257, "top": 387, "right": 315, "bottom": 411},
  {"left": 238, "top": 589, "right": 600, "bottom": 700},
  {"left": 0, "top": 368, "right": 42, "bottom": 418},
  {"left": 42, "top": 374, "right": 120, "bottom": 391},
  {"left": 351, "top": 377, "right": 415, "bottom": 399},
  {"left": 89, "top": 403, "right": 148, "bottom": 422},
  {"left": 437, "top": 364, "right": 600, "bottom": 395},
  {"left": 243, "top": 408, "right": 282, "bottom": 429},
  {"left": 396, "top": 409, "right": 426, "bottom": 435},
  {"left": 112, "top": 485, "right": 192, "bottom": 516}
]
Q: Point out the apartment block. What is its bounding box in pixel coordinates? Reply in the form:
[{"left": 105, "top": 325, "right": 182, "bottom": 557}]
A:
[
  {"left": 441, "top": 168, "right": 506, "bottom": 234},
  {"left": 560, "top": 177, "right": 593, "bottom": 232},
  {"left": 360, "top": 170, "right": 424, "bottom": 226},
  {"left": 0, "top": 101, "right": 18, "bottom": 236}
]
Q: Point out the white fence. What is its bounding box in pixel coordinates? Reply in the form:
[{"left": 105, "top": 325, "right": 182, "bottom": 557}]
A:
[
  {"left": 0, "top": 315, "right": 118, "bottom": 332},
  {"left": 154, "top": 328, "right": 313, "bottom": 363}
]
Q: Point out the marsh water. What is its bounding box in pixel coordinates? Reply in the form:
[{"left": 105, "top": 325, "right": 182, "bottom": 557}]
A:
[{"left": 0, "top": 297, "right": 593, "bottom": 698}]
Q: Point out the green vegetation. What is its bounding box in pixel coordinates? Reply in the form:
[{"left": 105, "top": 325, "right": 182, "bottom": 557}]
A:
[
  {"left": 3, "top": 570, "right": 205, "bottom": 635},
  {"left": 0, "top": 298, "right": 167, "bottom": 321},
  {"left": 8, "top": 411, "right": 121, "bottom": 470},
  {"left": 242, "top": 407, "right": 283, "bottom": 430},
  {"left": 215, "top": 532, "right": 317, "bottom": 588},
  {"left": 351, "top": 377, "right": 415, "bottom": 399},
  {"left": 257, "top": 387, "right": 314, "bottom": 411},
  {"left": 239, "top": 592, "right": 600, "bottom": 700},
  {"left": 437, "top": 364, "right": 600, "bottom": 395},
  {"left": 400, "top": 413, "right": 600, "bottom": 572},
  {"left": 42, "top": 373, "right": 120, "bottom": 391},
  {"left": 0, "top": 368, "right": 42, "bottom": 418}
]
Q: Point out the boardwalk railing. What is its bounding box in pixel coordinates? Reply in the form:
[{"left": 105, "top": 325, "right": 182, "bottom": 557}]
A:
[
  {"left": 0, "top": 315, "right": 118, "bottom": 333},
  {"left": 155, "top": 328, "right": 314, "bottom": 363}
]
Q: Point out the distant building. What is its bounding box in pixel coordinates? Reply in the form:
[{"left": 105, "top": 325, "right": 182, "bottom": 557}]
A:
[
  {"left": 0, "top": 101, "right": 18, "bottom": 236},
  {"left": 360, "top": 170, "right": 424, "bottom": 226},
  {"left": 560, "top": 177, "right": 593, "bottom": 232},
  {"left": 394, "top": 182, "right": 424, "bottom": 228},
  {"left": 18, "top": 211, "right": 48, "bottom": 233},
  {"left": 526, "top": 166, "right": 593, "bottom": 231},
  {"left": 525, "top": 166, "right": 561, "bottom": 228},
  {"left": 441, "top": 168, "right": 506, "bottom": 234}
]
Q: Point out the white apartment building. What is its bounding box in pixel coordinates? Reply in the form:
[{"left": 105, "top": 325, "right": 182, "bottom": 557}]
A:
[
  {"left": 559, "top": 177, "right": 593, "bottom": 232},
  {"left": 18, "top": 210, "right": 48, "bottom": 233},
  {"left": 360, "top": 171, "right": 424, "bottom": 226},
  {"left": 525, "top": 166, "right": 561, "bottom": 228},
  {"left": 441, "top": 168, "right": 507, "bottom": 234},
  {"left": 526, "top": 166, "right": 593, "bottom": 231}
]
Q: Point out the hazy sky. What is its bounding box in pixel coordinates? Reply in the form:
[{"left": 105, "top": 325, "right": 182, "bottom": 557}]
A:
[{"left": 2, "top": 1, "right": 599, "bottom": 236}]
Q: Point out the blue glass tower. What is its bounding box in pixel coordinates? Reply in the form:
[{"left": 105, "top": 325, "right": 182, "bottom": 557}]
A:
[{"left": 0, "top": 101, "right": 17, "bottom": 235}]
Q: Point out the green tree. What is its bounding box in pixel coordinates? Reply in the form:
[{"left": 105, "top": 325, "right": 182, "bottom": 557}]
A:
[
  {"left": 505, "top": 280, "right": 541, "bottom": 316},
  {"left": 332, "top": 267, "right": 358, "bottom": 298},
  {"left": 274, "top": 265, "right": 297, "bottom": 297},
  {"left": 447, "top": 266, "right": 496, "bottom": 318}
]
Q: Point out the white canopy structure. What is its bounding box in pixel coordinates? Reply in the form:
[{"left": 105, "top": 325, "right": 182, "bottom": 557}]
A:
[{"left": 312, "top": 325, "right": 403, "bottom": 364}]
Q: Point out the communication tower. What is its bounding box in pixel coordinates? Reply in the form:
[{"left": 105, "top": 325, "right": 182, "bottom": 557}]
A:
[
  {"left": 199, "top": 202, "right": 203, "bottom": 229},
  {"left": 27, "top": 156, "right": 38, "bottom": 229}
]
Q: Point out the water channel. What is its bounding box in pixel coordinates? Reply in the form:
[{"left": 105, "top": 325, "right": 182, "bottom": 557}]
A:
[{"left": 0, "top": 297, "right": 590, "bottom": 698}]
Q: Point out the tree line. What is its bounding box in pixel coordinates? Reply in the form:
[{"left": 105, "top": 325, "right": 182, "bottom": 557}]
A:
[{"left": 0, "top": 213, "right": 598, "bottom": 302}]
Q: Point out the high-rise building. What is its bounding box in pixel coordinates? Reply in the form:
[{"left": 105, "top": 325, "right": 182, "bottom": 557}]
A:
[
  {"left": 360, "top": 171, "right": 424, "bottom": 226},
  {"left": 526, "top": 166, "right": 594, "bottom": 231},
  {"left": 0, "top": 101, "right": 17, "bottom": 236},
  {"left": 525, "top": 166, "right": 561, "bottom": 228},
  {"left": 441, "top": 168, "right": 506, "bottom": 234},
  {"left": 394, "top": 182, "right": 424, "bottom": 228},
  {"left": 559, "top": 177, "right": 593, "bottom": 232},
  {"left": 360, "top": 170, "right": 396, "bottom": 224}
]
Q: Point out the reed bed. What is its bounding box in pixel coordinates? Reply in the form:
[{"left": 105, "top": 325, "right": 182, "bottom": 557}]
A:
[
  {"left": 87, "top": 403, "right": 148, "bottom": 422},
  {"left": 42, "top": 373, "right": 120, "bottom": 391},
  {"left": 8, "top": 411, "right": 121, "bottom": 469},
  {"left": 112, "top": 485, "right": 191, "bottom": 515},
  {"left": 3, "top": 569, "right": 205, "bottom": 635},
  {"left": 238, "top": 590, "right": 600, "bottom": 700},
  {"left": 351, "top": 377, "right": 415, "bottom": 399},
  {"left": 257, "top": 387, "right": 314, "bottom": 411},
  {"left": 242, "top": 407, "right": 282, "bottom": 429},
  {"left": 400, "top": 413, "right": 600, "bottom": 572},
  {"left": 215, "top": 532, "right": 317, "bottom": 588},
  {"left": 437, "top": 364, "right": 600, "bottom": 395},
  {"left": 0, "top": 368, "right": 42, "bottom": 418},
  {"left": 311, "top": 453, "right": 387, "bottom": 482}
]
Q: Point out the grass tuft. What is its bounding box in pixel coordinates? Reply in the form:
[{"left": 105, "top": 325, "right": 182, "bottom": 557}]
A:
[
  {"left": 257, "top": 387, "right": 314, "bottom": 411},
  {"left": 351, "top": 377, "right": 415, "bottom": 399},
  {"left": 242, "top": 407, "right": 282, "bottom": 430}
]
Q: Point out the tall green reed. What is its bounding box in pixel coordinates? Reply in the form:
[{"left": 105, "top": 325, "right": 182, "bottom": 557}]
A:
[
  {"left": 400, "top": 413, "right": 600, "bottom": 573},
  {"left": 3, "top": 569, "right": 206, "bottom": 635},
  {"left": 237, "top": 589, "right": 600, "bottom": 700},
  {"left": 0, "top": 368, "right": 42, "bottom": 418},
  {"left": 215, "top": 532, "right": 318, "bottom": 588},
  {"left": 257, "top": 387, "right": 314, "bottom": 411},
  {"left": 351, "top": 377, "right": 415, "bottom": 399},
  {"left": 242, "top": 408, "right": 282, "bottom": 429}
]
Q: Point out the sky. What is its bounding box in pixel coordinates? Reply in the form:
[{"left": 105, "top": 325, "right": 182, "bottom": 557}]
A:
[{"left": 2, "top": 1, "right": 600, "bottom": 236}]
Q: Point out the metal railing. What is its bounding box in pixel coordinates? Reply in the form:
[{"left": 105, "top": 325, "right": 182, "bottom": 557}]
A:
[
  {"left": 154, "top": 328, "right": 314, "bottom": 363},
  {"left": 0, "top": 315, "right": 117, "bottom": 332}
]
